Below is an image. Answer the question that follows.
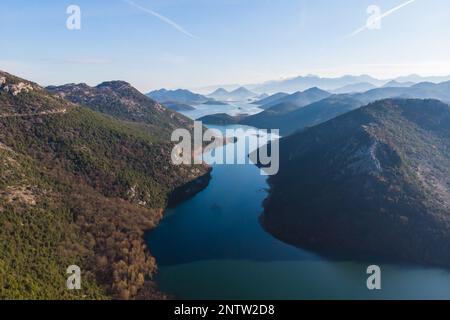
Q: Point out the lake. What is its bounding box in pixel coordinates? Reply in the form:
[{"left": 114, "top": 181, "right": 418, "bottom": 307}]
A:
[{"left": 146, "top": 102, "right": 450, "bottom": 300}]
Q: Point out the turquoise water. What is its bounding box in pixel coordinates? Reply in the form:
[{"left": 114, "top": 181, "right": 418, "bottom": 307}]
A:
[{"left": 146, "top": 104, "right": 450, "bottom": 300}]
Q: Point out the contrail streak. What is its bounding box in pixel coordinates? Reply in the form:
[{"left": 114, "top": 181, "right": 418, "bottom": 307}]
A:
[
  {"left": 124, "top": 0, "right": 198, "bottom": 39},
  {"left": 346, "top": 0, "right": 416, "bottom": 38}
]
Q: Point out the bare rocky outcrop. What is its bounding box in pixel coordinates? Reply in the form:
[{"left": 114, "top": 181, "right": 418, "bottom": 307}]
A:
[{"left": 0, "top": 72, "right": 38, "bottom": 96}]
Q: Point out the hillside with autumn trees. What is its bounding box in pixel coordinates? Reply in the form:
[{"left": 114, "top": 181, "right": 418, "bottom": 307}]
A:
[{"left": 0, "top": 71, "right": 210, "bottom": 299}]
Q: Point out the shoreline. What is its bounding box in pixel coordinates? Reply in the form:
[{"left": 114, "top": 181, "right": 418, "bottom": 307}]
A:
[
  {"left": 167, "top": 168, "right": 213, "bottom": 208},
  {"left": 141, "top": 167, "right": 213, "bottom": 299},
  {"left": 144, "top": 135, "right": 236, "bottom": 299},
  {"left": 259, "top": 192, "right": 450, "bottom": 270}
]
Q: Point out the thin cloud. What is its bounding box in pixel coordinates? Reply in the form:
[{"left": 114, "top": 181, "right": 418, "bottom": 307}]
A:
[
  {"left": 64, "top": 58, "right": 112, "bottom": 65},
  {"left": 124, "top": 0, "right": 198, "bottom": 39},
  {"left": 346, "top": 0, "right": 416, "bottom": 38}
]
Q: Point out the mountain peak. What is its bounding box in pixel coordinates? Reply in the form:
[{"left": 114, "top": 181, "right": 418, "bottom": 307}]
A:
[
  {"left": 211, "top": 88, "right": 229, "bottom": 94},
  {"left": 383, "top": 80, "right": 414, "bottom": 88},
  {"left": 208, "top": 87, "right": 256, "bottom": 101},
  {"left": 47, "top": 80, "right": 193, "bottom": 139},
  {"left": 303, "top": 87, "right": 328, "bottom": 94},
  {"left": 232, "top": 86, "right": 252, "bottom": 93},
  {"left": 96, "top": 80, "right": 134, "bottom": 91}
]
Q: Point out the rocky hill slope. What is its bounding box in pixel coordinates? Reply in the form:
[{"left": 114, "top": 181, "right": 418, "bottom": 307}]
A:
[{"left": 47, "top": 82, "right": 192, "bottom": 140}]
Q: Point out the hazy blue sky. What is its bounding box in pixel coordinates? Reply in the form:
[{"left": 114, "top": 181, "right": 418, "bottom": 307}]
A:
[{"left": 2, "top": 0, "right": 450, "bottom": 91}]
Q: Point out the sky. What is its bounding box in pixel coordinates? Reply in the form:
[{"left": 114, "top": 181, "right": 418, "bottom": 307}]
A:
[{"left": 2, "top": 0, "right": 450, "bottom": 92}]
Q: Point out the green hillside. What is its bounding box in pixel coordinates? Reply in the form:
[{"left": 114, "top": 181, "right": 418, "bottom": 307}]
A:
[{"left": 0, "top": 71, "right": 210, "bottom": 299}]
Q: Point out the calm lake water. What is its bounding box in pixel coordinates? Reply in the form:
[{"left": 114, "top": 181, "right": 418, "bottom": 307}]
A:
[
  {"left": 147, "top": 102, "right": 450, "bottom": 300},
  {"left": 180, "top": 101, "right": 264, "bottom": 120}
]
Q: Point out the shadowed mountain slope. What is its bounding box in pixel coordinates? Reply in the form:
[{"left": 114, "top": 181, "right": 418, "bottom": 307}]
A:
[{"left": 260, "top": 99, "right": 450, "bottom": 267}]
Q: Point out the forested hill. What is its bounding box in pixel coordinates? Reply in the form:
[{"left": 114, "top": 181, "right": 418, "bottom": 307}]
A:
[
  {"left": 261, "top": 99, "right": 450, "bottom": 267},
  {"left": 0, "top": 70, "right": 210, "bottom": 299},
  {"left": 47, "top": 81, "right": 192, "bottom": 140}
]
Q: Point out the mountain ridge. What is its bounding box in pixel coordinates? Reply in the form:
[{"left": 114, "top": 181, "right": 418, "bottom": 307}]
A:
[
  {"left": 48, "top": 82, "right": 193, "bottom": 140},
  {"left": 241, "top": 80, "right": 450, "bottom": 135},
  {"left": 259, "top": 87, "right": 331, "bottom": 110},
  {"left": 208, "top": 86, "right": 257, "bottom": 101},
  {"left": 195, "top": 74, "right": 450, "bottom": 95},
  {"left": 259, "top": 98, "right": 450, "bottom": 267}
]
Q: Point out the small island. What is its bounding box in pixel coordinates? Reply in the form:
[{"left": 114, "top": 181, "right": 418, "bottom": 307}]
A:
[
  {"left": 198, "top": 113, "right": 248, "bottom": 125},
  {"left": 162, "top": 101, "right": 196, "bottom": 111},
  {"left": 202, "top": 100, "right": 229, "bottom": 106}
]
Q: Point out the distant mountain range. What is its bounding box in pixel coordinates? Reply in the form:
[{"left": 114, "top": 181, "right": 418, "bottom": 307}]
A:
[
  {"left": 394, "top": 74, "right": 450, "bottom": 83},
  {"left": 382, "top": 80, "right": 415, "bottom": 88},
  {"left": 333, "top": 82, "right": 377, "bottom": 94},
  {"left": 256, "top": 87, "right": 331, "bottom": 110},
  {"left": 258, "top": 98, "right": 450, "bottom": 267},
  {"left": 252, "top": 92, "right": 289, "bottom": 106},
  {"left": 195, "top": 74, "right": 450, "bottom": 95},
  {"left": 241, "top": 94, "right": 362, "bottom": 135},
  {"left": 354, "top": 81, "right": 450, "bottom": 105},
  {"left": 240, "top": 80, "right": 450, "bottom": 135},
  {"left": 149, "top": 74, "right": 450, "bottom": 106},
  {"left": 208, "top": 87, "right": 258, "bottom": 101},
  {"left": 250, "top": 74, "right": 385, "bottom": 94}
]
